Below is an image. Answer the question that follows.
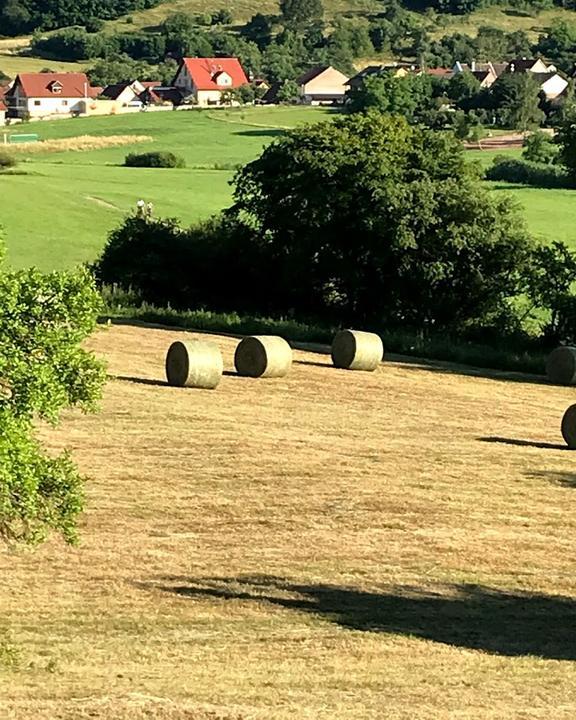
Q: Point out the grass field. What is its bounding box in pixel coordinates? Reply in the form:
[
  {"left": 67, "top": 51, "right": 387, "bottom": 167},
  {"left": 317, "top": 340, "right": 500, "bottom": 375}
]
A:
[
  {"left": 0, "top": 107, "right": 574, "bottom": 269},
  {"left": 1, "top": 323, "right": 576, "bottom": 718}
]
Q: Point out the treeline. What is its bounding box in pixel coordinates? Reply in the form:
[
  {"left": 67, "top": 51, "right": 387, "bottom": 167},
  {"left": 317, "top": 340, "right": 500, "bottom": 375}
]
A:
[{"left": 0, "top": 0, "right": 160, "bottom": 35}]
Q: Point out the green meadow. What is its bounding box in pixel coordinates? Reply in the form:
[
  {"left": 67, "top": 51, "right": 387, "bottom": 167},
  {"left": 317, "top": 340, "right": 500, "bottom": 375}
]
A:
[{"left": 0, "top": 106, "right": 574, "bottom": 270}]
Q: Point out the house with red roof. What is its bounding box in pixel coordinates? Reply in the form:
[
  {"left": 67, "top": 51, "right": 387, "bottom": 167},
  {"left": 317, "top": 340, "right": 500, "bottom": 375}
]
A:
[
  {"left": 173, "top": 57, "right": 248, "bottom": 106},
  {"left": 5, "top": 72, "right": 100, "bottom": 119}
]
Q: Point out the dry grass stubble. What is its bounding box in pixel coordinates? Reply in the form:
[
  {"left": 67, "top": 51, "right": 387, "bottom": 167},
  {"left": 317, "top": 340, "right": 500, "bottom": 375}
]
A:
[
  {"left": 8, "top": 135, "right": 153, "bottom": 154},
  {"left": 1, "top": 324, "right": 576, "bottom": 719}
]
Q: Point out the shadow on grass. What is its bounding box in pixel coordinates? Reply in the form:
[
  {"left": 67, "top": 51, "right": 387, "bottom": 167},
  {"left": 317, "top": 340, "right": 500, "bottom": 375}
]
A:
[
  {"left": 155, "top": 576, "right": 576, "bottom": 660},
  {"left": 478, "top": 436, "right": 568, "bottom": 451},
  {"left": 234, "top": 129, "right": 287, "bottom": 138},
  {"left": 526, "top": 470, "right": 576, "bottom": 488}
]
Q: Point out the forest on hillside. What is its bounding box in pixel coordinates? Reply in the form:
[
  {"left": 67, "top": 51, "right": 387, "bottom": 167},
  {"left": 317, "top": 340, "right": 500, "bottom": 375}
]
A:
[{"left": 0, "top": 0, "right": 161, "bottom": 35}]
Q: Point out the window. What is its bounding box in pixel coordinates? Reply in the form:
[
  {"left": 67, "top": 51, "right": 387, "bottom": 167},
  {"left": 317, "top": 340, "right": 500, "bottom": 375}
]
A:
[
  {"left": 62, "top": 100, "right": 68, "bottom": 106},
  {"left": 34, "top": 100, "right": 41, "bottom": 106}
]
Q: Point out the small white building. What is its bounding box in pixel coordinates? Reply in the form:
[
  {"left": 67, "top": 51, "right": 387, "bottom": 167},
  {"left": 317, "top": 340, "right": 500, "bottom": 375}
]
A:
[
  {"left": 297, "top": 66, "right": 350, "bottom": 105},
  {"left": 5, "top": 72, "right": 100, "bottom": 120},
  {"left": 173, "top": 57, "right": 248, "bottom": 107},
  {"left": 535, "top": 72, "right": 569, "bottom": 101}
]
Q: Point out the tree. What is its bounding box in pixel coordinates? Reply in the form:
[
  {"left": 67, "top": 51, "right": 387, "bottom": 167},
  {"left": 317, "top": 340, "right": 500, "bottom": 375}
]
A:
[
  {"left": 280, "top": 0, "right": 323, "bottom": 28},
  {"left": 489, "top": 73, "right": 545, "bottom": 131},
  {"left": 228, "top": 112, "right": 535, "bottom": 329},
  {"left": 447, "top": 70, "right": 481, "bottom": 110},
  {"left": 556, "top": 106, "right": 576, "bottom": 180},
  {"left": 346, "top": 73, "right": 434, "bottom": 122},
  {"left": 276, "top": 79, "right": 300, "bottom": 103},
  {"left": 522, "top": 131, "right": 559, "bottom": 164},
  {"left": 0, "top": 228, "right": 105, "bottom": 545}
]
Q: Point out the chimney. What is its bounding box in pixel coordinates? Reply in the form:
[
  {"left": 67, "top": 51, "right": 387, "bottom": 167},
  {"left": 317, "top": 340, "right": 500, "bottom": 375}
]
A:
[
  {"left": 510, "top": 63, "right": 515, "bottom": 73},
  {"left": 471, "top": 59, "right": 476, "bottom": 72}
]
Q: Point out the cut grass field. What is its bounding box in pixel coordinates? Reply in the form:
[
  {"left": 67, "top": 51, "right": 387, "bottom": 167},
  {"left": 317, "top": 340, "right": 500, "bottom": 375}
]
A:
[
  {"left": 2, "top": 323, "right": 576, "bottom": 718},
  {"left": 0, "top": 107, "right": 574, "bottom": 269}
]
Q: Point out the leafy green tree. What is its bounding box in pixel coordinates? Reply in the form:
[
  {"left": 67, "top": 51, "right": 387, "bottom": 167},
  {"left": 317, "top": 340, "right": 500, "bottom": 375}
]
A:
[
  {"left": 346, "top": 73, "right": 434, "bottom": 122},
  {"left": 556, "top": 106, "right": 576, "bottom": 180},
  {"left": 228, "top": 112, "right": 535, "bottom": 329},
  {"left": 522, "top": 131, "right": 559, "bottom": 164},
  {"left": 0, "top": 228, "right": 105, "bottom": 545},
  {"left": 241, "top": 13, "right": 275, "bottom": 48},
  {"left": 447, "top": 70, "right": 481, "bottom": 110},
  {"left": 212, "top": 8, "right": 233, "bottom": 24},
  {"left": 536, "top": 20, "right": 576, "bottom": 72},
  {"left": 280, "top": 0, "right": 323, "bottom": 28},
  {"left": 277, "top": 79, "right": 300, "bottom": 103},
  {"left": 490, "top": 73, "right": 545, "bottom": 131}
]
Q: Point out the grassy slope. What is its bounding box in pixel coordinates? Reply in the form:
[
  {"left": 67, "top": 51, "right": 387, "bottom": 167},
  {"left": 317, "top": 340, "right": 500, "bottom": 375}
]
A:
[
  {"left": 2, "top": 323, "right": 576, "bottom": 719},
  {"left": 0, "top": 107, "right": 332, "bottom": 270},
  {"left": 0, "top": 107, "right": 574, "bottom": 269}
]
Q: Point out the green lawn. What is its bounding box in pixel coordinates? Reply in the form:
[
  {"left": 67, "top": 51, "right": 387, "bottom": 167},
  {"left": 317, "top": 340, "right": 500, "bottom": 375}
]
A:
[
  {"left": 0, "top": 107, "right": 332, "bottom": 270},
  {"left": 0, "top": 107, "right": 575, "bottom": 271}
]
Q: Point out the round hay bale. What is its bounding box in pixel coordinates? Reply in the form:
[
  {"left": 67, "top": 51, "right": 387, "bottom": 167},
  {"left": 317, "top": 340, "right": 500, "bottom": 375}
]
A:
[
  {"left": 234, "top": 335, "right": 292, "bottom": 378},
  {"left": 331, "top": 329, "right": 383, "bottom": 371},
  {"left": 165, "top": 340, "right": 223, "bottom": 389},
  {"left": 546, "top": 346, "right": 576, "bottom": 385},
  {"left": 561, "top": 404, "right": 576, "bottom": 448}
]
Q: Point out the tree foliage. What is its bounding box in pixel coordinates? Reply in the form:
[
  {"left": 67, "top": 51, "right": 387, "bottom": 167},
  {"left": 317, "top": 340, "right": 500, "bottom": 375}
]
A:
[
  {"left": 227, "top": 113, "right": 535, "bottom": 329},
  {"left": 0, "top": 229, "right": 105, "bottom": 545}
]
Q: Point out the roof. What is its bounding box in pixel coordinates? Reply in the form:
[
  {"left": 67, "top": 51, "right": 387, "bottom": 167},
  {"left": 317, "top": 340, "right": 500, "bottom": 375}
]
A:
[
  {"left": 507, "top": 58, "right": 550, "bottom": 73},
  {"left": 10, "top": 72, "right": 96, "bottom": 98},
  {"left": 181, "top": 58, "right": 248, "bottom": 90},
  {"left": 347, "top": 65, "right": 385, "bottom": 86},
  {"left": 100, "top": 82, "right": 135, "bottom": 100},
  {"left": 471, "top": 70, "right": 491, "bottom": 82},
  {"left": 424, "top": 67, "right": 453, "bottom": 77},
  {"left": 0, "top": 100, "right": 6, "bottom": 112},
  {"left": 296, "top": 66, "right": 331, "bottom": 85},
  {"left": 532, "top": 72, "right": 564, "bottom": 85}
]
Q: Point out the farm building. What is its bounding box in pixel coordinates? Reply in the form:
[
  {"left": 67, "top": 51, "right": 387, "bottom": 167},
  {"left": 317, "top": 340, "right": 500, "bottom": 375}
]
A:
[
  {"left": 296, "top": 66, "right": 350, "bottom": 105},
  {"left": 4, "top": 72, "right": 100, "bottom": 119},
  {"left": 172, "top": 57, "right": 248, "bottom": 107}
]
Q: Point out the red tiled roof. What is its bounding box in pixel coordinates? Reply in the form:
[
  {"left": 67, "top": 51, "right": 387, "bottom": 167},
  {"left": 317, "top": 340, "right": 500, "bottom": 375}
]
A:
[
  {"left": 424, "top": 68, "right": 453, "bottom": 77},
  {"left": 12, "top": 72, "right": 96, "bottom": 98},
  {"left": 181, "top": 58, "right": 248, "bottom": 90},
  {"left": 141, "top": 81, "right": 161, "bottom": 88}
]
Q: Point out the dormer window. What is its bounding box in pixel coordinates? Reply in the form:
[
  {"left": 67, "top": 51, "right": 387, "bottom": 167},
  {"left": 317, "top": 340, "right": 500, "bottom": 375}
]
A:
[
  {"left": 212, "top": 71, "right": 232, "bottom": 87},
  {"left": 49, "top": 81, "right": 63, "bottom": 94}
]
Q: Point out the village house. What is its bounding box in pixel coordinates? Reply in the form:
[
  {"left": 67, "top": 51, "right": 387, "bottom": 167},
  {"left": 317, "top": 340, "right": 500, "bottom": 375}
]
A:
[
  {"left": 172, "top": 57, "right": 248, "bottom": 107},
  {"left": 100, "top": 80, "right": 148, "bottom": 107},
  {"left": 296, "top": 66, "right": 350, "bottom": 105},
  {"left": 5, "top": 72, "right": 100, "bottom": 119}
]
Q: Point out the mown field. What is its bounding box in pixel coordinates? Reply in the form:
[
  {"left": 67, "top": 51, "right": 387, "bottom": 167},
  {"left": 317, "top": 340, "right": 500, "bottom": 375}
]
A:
[
  {"left": 0, "top": 106, "right": 574, "bottom": 270},
  {"left": 1, "top": 323, "right": 576, "bottom": 719}
]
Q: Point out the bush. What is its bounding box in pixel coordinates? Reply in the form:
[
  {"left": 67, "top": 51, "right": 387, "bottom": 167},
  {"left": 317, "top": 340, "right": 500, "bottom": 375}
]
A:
[
  {"left": 485, "top": 156, "right": 572, "bottom": 188},
  {"left": 124, "top": 151, "right": 185, "bottom": 169},
  {"left": 0, "top": 152, "right": 17, "bottom": 170}
]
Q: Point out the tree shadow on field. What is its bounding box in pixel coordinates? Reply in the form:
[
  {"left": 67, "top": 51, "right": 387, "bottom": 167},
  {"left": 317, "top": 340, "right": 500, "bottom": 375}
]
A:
[
  {"left": 526, "top": 470, "right": 576, "bottom": 488},
  {"left": 112, "top": 374, "right": 167, "bottom": 388},
  {"left": 478, "top": 436, "right": 569, "bottom": 451},
  {"left": 234, "top": 129, "right": 286, "bottom": 138},
  {"left": 156, "top": 576, "right": 576, "bottom": 661},
  {"left": 397, "top": 361, "right": 550, "bottom": 387}
]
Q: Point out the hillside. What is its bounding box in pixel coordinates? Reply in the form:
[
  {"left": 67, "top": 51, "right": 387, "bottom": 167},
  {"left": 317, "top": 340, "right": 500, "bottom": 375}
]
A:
[{"left": 2, "top": 322, "right": 576, "bottom": 718}]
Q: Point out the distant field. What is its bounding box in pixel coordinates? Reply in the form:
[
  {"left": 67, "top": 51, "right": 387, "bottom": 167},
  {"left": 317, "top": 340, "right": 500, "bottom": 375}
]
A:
[
  {"left": 0, "top": 107, "right": 333, "bottom": 270},
  {"left": 2, "top": 323, "right": 576, "bottom": 719},
  {"left": 0, "top": 53, "right": 88, "bottom": 78},
  {"left": 0, "top": 107, "right": 574, "bottom": 270}
]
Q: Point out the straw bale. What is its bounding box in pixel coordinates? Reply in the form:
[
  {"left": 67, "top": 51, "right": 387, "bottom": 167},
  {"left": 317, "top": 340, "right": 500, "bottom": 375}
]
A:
[
  {"left": 331, "top": 329, "right": 383, "bottom": 371},
  {"left": 234, "top": 336, "right": 292, "bottom": 378},
  {"left": 165, "top": 340, "right": 223, "bottom": 389},
  {"left": 561, "top": 403, "right": 576, "bottom": 449},
  {"left": 546, "top": 346, "right": 576, "bottom": 385}
]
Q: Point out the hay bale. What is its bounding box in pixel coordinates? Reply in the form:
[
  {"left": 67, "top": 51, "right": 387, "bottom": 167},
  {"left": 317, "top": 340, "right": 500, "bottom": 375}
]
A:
[
  {"left": 165, "top": 340, "right": 223, "bottom": 389},
  {"left": 234, "top": 336, "right": 292, "bottom": 378},
  {"left": 561, "top": 404, "right": 576, "bottom": 448},
  {"left": 331, "top": 329, "right": 383, "bottom": 371},
  {"left": 546, "top": 346, "right": 576, "bottom": 385}
]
